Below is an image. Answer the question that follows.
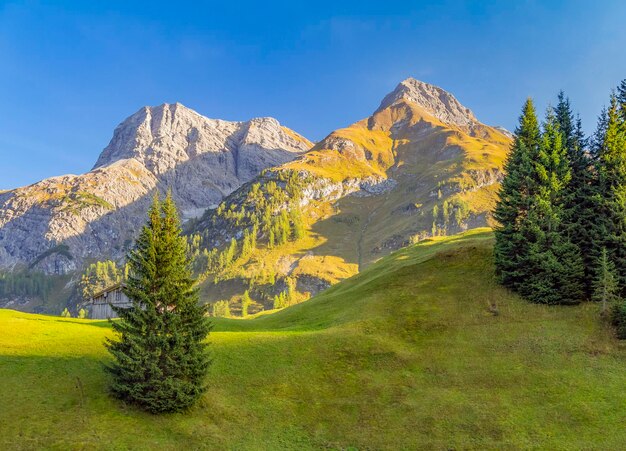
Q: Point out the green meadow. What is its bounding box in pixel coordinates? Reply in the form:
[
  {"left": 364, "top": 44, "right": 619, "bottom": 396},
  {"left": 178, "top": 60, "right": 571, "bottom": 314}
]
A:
[{"left": 2, "top": 229, "right": 626, "bottom": 450}]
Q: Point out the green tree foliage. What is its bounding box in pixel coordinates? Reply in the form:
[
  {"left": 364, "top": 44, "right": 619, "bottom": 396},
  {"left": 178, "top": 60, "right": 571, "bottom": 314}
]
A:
[
  {"left": 241, "top": 290, "right": 252, "bottom": 317},
  {"left": 495, "top": 100, "right": 584, "bottom": 304},
  {"left": 241, "top": 229, "right": 254, "bottom": 258},
  {"left": 0, "top": 271, "right": 54, "bottom": 301},
  {"left": 291, "top": 208, "right": 305, "bottom": 240},
  {"left": 593, "top": 248, "right": 621, "bottom": 315},
  {"left": 451, "top": 200, "right": 470, "bottom": 227},
  {"left": 286, "top": 276, "right": 297, "bottom": 303},
  {"left": 105, "top": 193, "right": 211, "bottom": 413},
  {"left": 442, "top": 200, "right": 450, "bottom": 226},
  {"left": 273, "top": 292, "right": 287, "bottom": 309},
  {"left": 189, "top": 170, "right": 312, "bottom": 285},
  {"left": 61, "top": 308, "right": 71, "bottom": 318},
  {"left": 223, "top": 238, "right": 238, "bottom": 267},
  {"left": 431, "top": 204, "right": 440, "bottom": 236},
  {"left": 495, "top": 81, "right": 626, "bottom": 331},
  {"left": 556, "top": 91, "right": 598, "bottom": 297},
  {"left": 273, "top": 277, "right": 297, "bottom": 309},
  {"left": 79, "top": 260, "right": 123, "bottom": 300},
  {"left": 594, "top": 93, "right": 626, "bottom": 294},
  {"left": 274, "top": 210, "right": 291, "bottom": 246},
  {"left": 78, "top": 308, "right": 87, "bottom": 319},
  {"left": 268, "top": 230, "right": 275, "bottom": 249},
  {"left": 212, "top": 300, "right": 231, "bottom": 318},
  {"left": 520, "top": 109, "right": 584, "bottom": 304},
  {"left": 494, "top": 98, "right": 542, "bottom": 291}
]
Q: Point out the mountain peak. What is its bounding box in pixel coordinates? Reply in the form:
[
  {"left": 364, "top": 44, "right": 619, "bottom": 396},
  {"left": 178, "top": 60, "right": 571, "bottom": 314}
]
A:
[
  {"left": 92, "top": 103, "right": 310, "bottom": 172},
  {"left": 377, "top": 78, "right": 478, "bottom": 128}
]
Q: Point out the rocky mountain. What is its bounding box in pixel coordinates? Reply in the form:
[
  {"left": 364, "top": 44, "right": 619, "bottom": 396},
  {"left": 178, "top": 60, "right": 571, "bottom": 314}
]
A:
[
  {"left": 0, "top": 103, "right": 311, "bottom": 274},
  {"left": 188, "top": 78, "right": 511, "bottom": 312}
]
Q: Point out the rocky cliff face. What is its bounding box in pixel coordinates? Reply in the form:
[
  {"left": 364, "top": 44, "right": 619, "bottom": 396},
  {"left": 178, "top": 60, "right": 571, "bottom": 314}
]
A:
[
  {"left": 0, "top": 103, "right": 311, "bottom": 273},
  {"left": 376, "top": 78, "right": 479, "bottom": 130}
]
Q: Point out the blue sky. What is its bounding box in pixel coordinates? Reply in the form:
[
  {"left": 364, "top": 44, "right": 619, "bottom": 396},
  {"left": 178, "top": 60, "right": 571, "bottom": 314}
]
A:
[{"left": 1, "top": 0, "right": 625, "bottom": 189}]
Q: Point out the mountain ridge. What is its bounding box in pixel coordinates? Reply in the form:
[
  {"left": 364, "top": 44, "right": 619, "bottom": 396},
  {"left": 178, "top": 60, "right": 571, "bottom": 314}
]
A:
[
  {"left": 0, "top": 78, "right": 511, "bottom": 315},
  {"left": 0, "top": 104, "right": 311, "bottom": 274},
  {"left": 186, "top": 78, "right": 511, "bottom": 313}
]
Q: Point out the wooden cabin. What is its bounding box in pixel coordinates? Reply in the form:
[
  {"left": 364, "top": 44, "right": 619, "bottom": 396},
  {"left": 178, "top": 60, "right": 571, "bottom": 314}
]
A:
[{"left": 90, "top": 283, "right": 131, "bottom": 319}]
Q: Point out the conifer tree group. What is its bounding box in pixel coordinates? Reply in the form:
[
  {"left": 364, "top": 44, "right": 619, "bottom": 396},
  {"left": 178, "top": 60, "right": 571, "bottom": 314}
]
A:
[
  {"left": 105, "top": 192, "right": 211, "bottom": 413},
  {"left": 495, "top": 81, "right": 626, "bottom": 329}
]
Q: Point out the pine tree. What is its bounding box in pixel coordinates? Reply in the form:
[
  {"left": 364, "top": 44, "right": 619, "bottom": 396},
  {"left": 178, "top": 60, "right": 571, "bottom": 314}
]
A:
[
  {"left": 105, "top": 193, "right": 211, "bottom": 413},
  {"left": 212, "top": 300, "right": 230, "bottom": 318},
  {"left": 273, "top": 292, "right": 287, "bottom": 309},
  {"left": 250, "top": 223, "right": 258, "bottom": 250},
  {"left": 593, "top": 248, "right": 620, "bottom": 316},
  {"left": 273, "top": 294, "right": 281, "bottom": 309},
  {"left": 556, "top": 93, "right": 598, "bottom": 297},
  {"left": 224, "top": 238, "right": 238, "bottom": 267},
  {"left": 518, "top": 108, "right": 584, "bottom": 304},
  {"left": 595, "top": 94, "right": 626, "bottom": 294},
  {"left": 618, "top": 79, "right": 626, "bottom": 121},
  {"left": 442, "top": 200, "right": 450, "bottom": 227},
  {"left": 285, "top": 276, "right": 297, "bottom": 306},
  {"left": 494, "top": 98, "right": 542, "bottom": 290},
  {"left": 291, "top": 209, "right": 305, "bottom": 240},
  {"left": 80, "top": 260, "right": 122, "bottom": 300},
  {"left": 241, "top": 229, "right": 253, "bottom": 257},
  {"left": 241, "top": 290, "right": 252, "bottom": 317},
  {"left": 495, "top": 100, "right": 584, "bottom": 304}
]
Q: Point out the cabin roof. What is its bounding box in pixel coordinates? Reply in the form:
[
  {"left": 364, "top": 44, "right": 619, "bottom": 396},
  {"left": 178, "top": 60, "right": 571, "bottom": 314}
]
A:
[{"left": 92, "top": 282, "right": 126, "bottom": 299}]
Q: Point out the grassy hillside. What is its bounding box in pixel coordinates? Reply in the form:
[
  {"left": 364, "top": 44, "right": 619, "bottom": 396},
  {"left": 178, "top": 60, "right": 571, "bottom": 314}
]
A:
[{"left": 2, "top": 229, "right": 626, "bottom": 449}]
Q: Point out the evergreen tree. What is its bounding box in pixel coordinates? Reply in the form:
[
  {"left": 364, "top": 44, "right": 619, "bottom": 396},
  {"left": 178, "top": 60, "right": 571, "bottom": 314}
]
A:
[
  {"left": 105, "top": 193, "right": 211, "bottom": 413},
  {"left": 268, "top": 230, "right": 275, "bottom": 248},
  {"left": 442, "top": 200, "right": 450, "bottom": 226},
  {"left": 494, "top": 98, "right": 542, "bottom": 290},
  {"left": 556, "top": 92, "right": 598, "bottom": 297},
  {"left": 595, "top": 94, "right": 626, "bottom": 294},
  {"left": 618, "top": 79, "right": 626, "bottom": 121},
  {"left": 495, "top": 101, "right": 584, "bottom": 304},
  {"left": 291, "top": 209, "right": 305, "bottom": 240},
  {"left": 80, "top": 260, "right": 122, "bottom": 300},
  {"left": 273, "top": 292, "right": 287, "bottom": 309},
  {"left": 250, "top": 223, "right": 258, "bottom": 250},
  {"left": 241, "top": 229, "right": 253, "bottom": 257},
  {"left": 224, "top": 238, "right": 238, "bottom": 267},
  {"left": 593, "top": 248, "right": 620, "bottom": 315},
  {"left": 241, "top": 290, "right": 252, "bottom": 317},
  {"left": 518, "top": 109, "right": 584, "bottom": 304},
  {"left": 212, "top": 300, "right": 230, "bottom": 318}
]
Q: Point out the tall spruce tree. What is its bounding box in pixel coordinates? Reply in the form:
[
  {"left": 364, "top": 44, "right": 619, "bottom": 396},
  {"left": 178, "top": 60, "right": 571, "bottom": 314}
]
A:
[
  {"left": 518, "top": 109, "right": 584, "bottom": 304},
  {"left": 595, "top": 93, "right": 626, "bottom": 294},
  {"left": 494, "top": 99, "right": 541, "bottom": 290},
  {"left": 618, "top": 79, "right": 626, "bottom": 121},
  {"left": 105, "top": 193, "right": 211, "bottom": 413},
  {"left": 593, "top": 248, "right": 620, "bottom": 315},
  {"left": 495, "top": 100, "right": 584, "bottom": 304},
  {"left": 555, "top": 92, "right": 598, "bottom": 297}
]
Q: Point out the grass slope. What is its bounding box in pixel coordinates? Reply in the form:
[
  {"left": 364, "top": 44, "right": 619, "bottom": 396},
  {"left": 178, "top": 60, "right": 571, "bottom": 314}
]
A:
[{"left": 2, "top": 229, "right": 626, "bottom": 449}]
